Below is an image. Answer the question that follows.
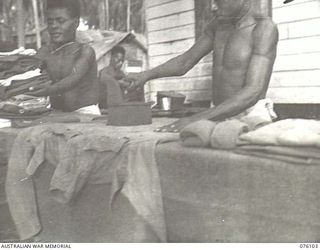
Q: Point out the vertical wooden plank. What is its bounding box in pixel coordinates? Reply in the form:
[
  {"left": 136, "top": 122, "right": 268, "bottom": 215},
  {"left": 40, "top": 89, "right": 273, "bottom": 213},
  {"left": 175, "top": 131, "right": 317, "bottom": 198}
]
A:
[
  {"left": 127, "top": 0, "right": 131, "bottom": 31},
  {"left": 99, "top": 0, "right": 106, "bottom": 30},
  {"left": 105, "top": 0, "right": 110, "bottom": 30},
  {"left": 16, "top": 0, "right": 25, "bottom": 48},
  {"left": 32, "top": 0, "right": 41, "bottom": 49}
]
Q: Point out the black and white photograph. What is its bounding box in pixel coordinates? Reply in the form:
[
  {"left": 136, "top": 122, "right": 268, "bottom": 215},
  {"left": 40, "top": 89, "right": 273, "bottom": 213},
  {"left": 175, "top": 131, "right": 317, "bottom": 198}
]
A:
[{"left": 0, "top": 0, "right": 320, "bottom": 247}]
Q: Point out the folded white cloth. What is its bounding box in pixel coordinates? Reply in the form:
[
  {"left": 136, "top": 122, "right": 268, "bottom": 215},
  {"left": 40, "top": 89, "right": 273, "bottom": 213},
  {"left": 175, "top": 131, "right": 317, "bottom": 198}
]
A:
[
  {"left": 180, "top": 98, "right": 277, "bottom": 149},
  {"left": 74, "top": 104, "right": 101, "bottom": 115},
  {"left": 239, "top": 119, "right": 320, "bottom": 147},
  {"left": 0, "top": 47, "right": 37, "bottom": 57},
  {"left": 239, "top": 98, "right": 277, "bottom": 130},
  {"left": 0, "top": 118, "right": 11, "bottom": 128},
  {"left": 0, "top": 69, "right": 42, "bottom": 87}
]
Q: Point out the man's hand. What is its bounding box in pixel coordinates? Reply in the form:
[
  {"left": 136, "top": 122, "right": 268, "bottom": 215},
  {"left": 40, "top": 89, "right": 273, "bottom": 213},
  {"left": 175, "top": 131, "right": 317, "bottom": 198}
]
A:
[
  {"left": 24, "top": 80, "right": 52, "bottom": 97},
  {"left": 155, "top": 117, "right": 192, "bottom": 133},
  {"left": 118, "top": 79, "right": 131, "bottom": 89},
  {"left": 155, "top": 109, "right": 214, "bottom": 133},
  {"left": 124, "top": 72, "right": 148, "bottom": 92}
]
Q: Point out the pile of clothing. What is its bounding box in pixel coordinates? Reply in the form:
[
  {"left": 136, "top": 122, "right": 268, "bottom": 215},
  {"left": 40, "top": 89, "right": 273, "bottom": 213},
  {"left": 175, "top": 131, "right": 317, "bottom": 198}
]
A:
[
  {"left": 180, "top": 99, "right": 277, "bottom": 149},
  {"left": 180, "top": 99, "right": 320, "bottom": 165},
  {"left": 6, "top": 123, "right": 178, "bottom": 242},
  {"left": 237, "top": 119, "right": 320, "bottom": 165},
  {"left": 0, "top": 48, "right": 51, "bottom": 101},
  {"left": 0, "top": 48, "right": 52, "bottom": 123}
]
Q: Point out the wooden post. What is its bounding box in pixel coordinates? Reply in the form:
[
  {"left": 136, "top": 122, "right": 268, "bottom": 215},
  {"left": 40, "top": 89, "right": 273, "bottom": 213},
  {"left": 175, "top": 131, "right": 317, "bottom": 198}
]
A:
[
  {"left": 127, "top": 0, "right": 131, "bottom": 32},
  {"left": 39, "top": 0, "right": 45, "bottom": 27},
  {"left": 16, "top": 0, "right": 25, "bottom": 48},
  {"left": 99, "top": 0, "right": 106, "bottom": 29},
  {"left": 105, "top": 0, "right": 109, "bottom": 30},
  {"left": 141, "top": 0, "right": 146, "bottom": 34},
  {"left": 32, "top": 0, "right": 41, "bottom": 49}
]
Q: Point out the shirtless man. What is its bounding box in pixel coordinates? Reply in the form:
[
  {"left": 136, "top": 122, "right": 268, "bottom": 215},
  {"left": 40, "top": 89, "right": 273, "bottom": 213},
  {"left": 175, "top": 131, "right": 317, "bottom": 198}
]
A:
[
  {"left": 25, "top": 0, "right": 99, "bottom": 113},
  {"left": 126, "top": 0, "right": 278, "bottom": 132},
  {"left": 99, "top": 45, "right": 144, "bottom": 108}
]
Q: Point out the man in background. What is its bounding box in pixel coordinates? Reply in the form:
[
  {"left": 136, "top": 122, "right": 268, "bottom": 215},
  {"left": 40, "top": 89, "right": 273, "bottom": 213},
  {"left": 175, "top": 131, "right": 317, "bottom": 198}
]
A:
[{"left": 99, "top": 45, "right": 143, "bottom": 109}]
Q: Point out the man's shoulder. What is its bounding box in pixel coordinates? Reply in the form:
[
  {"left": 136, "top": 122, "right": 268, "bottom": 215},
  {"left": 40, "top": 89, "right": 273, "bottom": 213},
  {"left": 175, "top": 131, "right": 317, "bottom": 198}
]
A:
[
  {"left": 203, "top": 17, "right": 218, "bottom": 39},
  {"left": 78, "top": 42, "right": 95, "bottom": 52},
  {"left": 99, "top": 65, "right": 114, "bottom": 78},
  {"left": 77, "top": 42, "right": 95, "bottom": 56},
  {"left": 36, "top": 45, "right": 51, "bottom": 59},
  {"left": 252, "top": 16, "right": 279, "bottom": 55},
  {"left": 100, "top": 65, "right": 113, "bottom": 73},
  {"left": 253, "top": 16, "right": 278, "bottom": 37}
]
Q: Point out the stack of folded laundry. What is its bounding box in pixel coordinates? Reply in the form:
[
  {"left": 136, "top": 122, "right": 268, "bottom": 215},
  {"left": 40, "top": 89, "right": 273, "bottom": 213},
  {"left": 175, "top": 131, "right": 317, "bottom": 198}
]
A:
[
  {"left": 0, "top": 49, "right": 53, "bottom": 127},
  {"left": 180, "top": 117, "right": 320, "bottom": 165},
  {"left": 237, "top": 119, "right": 320, "bottom": 165},
  {"left": 180, "top": 119, "right": 249, "bottom": 149},
  {"left": 180, "top": 99, "right": 277, "bottom": 149},
  {"left": 0, "top": 54, "right": 42, "bottom": 79},
  {"left": 0, "top": 50, "right": 52, "bottom": 101},
  {"left": 0, "top": 95, "right": 50, "bottom": 118}
]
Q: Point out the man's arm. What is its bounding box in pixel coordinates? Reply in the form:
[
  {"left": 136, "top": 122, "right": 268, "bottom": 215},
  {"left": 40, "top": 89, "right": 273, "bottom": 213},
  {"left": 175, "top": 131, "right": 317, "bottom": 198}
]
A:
[
  {"left": 26, "top": 45, "right": 96, "bottom": 96},
  {"left": 159, "top": 19, "right": 279, "bottom": 132},
  {"left": 201, "top": 19, "right": 278, "bottom": 119},
  {"left": 126, "top": 34, "right": 213, "bottom": 88}
]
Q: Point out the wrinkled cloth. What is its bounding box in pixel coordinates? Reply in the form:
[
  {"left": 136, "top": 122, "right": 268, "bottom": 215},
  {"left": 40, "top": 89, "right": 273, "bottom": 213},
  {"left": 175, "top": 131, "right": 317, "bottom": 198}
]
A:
[
  {"left": 5, "top": 125, "right": 127, "bottom": 240},
  {"left": 11, "top": 113, "right": 80, "bottom": 128},
  {"left": 210, "top": 120, "right": 249, "bottom": 149},
  {"left": 235, "top": 145, "right": 320, "bottom": 165},
  {"left": 5, "top": 122, "right": 179, "bottom": 241},
  {"left": 111, "top": 137, "right": 177, "bottom": 243},
  {"left": 235, "top": 149, "right": 320, "bottom": 165},
  {"left": 180, "top": 120, "right": 216, "bottom": 147},
  {"left": 237, "top": 145, "right": 320, "bottom": 160},
  {"left": 238, "top": 119, "right": 320, "bottom": 147},
  {"left": 180, "top": 99, "right": 276, "bottom": 149}
]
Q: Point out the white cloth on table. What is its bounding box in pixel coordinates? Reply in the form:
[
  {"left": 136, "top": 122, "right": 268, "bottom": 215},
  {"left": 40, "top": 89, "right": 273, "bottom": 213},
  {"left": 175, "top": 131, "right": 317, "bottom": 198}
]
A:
[
  {"left": 238, "top": 119, "right": 320, "bottom": 147},
  {"left": 180, "top": 98, "right": 277, "bottom": 149},
  {"left": 74, "top": 104, "right": 101, "bottom": 115},
  {"left": 0, "top": 69, "right": 42, "bottom": 87},
  {"left": 0, "top": 47, "right": 37, "bottom": 57}
]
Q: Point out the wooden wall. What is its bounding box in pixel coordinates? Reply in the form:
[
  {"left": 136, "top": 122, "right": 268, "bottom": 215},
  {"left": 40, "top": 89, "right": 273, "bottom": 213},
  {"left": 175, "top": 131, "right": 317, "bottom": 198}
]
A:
[
  {"left": 145, "top": 0, "right": 212, "bottom": 103},
  {"left": 145, "top": 0, "right": 320, "bottom": 104},
  {"left": 267, "top": 0, "right": 320, "bottom": 103}
]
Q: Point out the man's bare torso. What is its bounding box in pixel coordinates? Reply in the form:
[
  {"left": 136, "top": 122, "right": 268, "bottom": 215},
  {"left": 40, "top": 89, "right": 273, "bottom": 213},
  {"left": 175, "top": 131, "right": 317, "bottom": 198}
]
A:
[
  {"left": 38, "top": 42, "right": 98, "bottom": 111},
  {"left": 212, "top": 16, "right": 266, "bottom": 105}
]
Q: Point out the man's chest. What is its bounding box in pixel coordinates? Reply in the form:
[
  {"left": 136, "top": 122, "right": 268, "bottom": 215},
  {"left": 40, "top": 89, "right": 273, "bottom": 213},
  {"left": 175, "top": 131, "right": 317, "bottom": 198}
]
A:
[
  {"left": 213, "top": 26, "right": 255, "bottom": 70},
  {"left": 44, "top": 54, "right": 76, "bottom": 81},
  {"left": 42, "top": 44, "right": 82, "bottom": 81}
]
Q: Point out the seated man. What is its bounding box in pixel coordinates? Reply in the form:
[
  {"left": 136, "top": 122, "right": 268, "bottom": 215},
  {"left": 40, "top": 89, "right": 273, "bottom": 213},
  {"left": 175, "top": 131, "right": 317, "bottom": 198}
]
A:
[
  {"left": 99, "top": 45, "right": 143, "bottom": 109},
  {"left": 126, "top": 0, "right": 278, "bottom": 132},
  {"left": 25, "top": 0, "right": 100, "bottom": 114}
]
